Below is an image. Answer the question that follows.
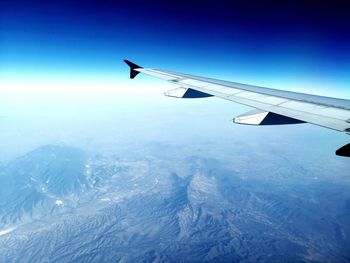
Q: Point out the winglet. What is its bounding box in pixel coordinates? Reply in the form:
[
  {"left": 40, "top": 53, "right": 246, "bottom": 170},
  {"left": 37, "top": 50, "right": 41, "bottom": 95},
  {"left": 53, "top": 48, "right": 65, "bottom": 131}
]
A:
[{"left": 124, "top": 59, "right": 143, "bottom": 79}]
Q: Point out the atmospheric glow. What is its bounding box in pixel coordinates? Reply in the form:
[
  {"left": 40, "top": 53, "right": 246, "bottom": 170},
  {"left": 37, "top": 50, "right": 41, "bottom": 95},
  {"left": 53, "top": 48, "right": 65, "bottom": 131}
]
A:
[{"left": 0, "top": 75, "right": 164, "bottom": 94}]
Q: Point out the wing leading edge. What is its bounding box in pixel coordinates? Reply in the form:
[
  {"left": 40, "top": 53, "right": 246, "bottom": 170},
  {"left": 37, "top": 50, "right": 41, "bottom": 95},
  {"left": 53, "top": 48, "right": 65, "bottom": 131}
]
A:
[{"left": 124, "top": 60, "right": 350, "bottom": 157}]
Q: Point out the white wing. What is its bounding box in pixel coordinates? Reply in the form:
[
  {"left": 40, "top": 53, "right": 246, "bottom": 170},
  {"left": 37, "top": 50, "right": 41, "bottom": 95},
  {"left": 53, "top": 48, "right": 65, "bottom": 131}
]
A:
[{"left": 124, "top": 60, "right": 350, "bottom": 157}]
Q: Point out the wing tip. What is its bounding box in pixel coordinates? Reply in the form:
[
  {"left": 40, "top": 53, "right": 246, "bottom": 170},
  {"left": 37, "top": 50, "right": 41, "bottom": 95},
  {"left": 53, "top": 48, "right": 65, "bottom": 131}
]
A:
[{"left": 124, "top": 59, "right": 143, "bottom": 79}]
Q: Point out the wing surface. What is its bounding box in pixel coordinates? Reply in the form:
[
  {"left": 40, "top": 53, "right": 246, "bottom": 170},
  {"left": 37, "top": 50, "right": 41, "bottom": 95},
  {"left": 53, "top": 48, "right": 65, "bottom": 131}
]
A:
[{"left": 124, "top": 60, "right": 350, "bottom": 157}]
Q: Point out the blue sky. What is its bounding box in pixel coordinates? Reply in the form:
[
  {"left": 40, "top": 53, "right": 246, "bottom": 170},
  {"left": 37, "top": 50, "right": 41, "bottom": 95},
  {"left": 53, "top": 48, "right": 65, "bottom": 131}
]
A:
[
  {"left": 1, "top": 1, "right": 350, "bottom": 95},
  {"left": 1, "top": 0, "right": 350, "bottom": 163}
]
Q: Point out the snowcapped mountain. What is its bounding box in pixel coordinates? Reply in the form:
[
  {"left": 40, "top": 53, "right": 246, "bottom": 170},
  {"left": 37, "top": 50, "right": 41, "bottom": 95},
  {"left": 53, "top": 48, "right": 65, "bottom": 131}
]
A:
[
  {"left": 0, "top": 145, "right": 88, "bottom": 227},
  {"left": 0, "top": 145, "right": 349, "bottom": 262}
]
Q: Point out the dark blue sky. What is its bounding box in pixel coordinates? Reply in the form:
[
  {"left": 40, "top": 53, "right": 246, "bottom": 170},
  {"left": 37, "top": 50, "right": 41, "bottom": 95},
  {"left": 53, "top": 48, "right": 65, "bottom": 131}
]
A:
[{"left": 1, "top": 1, "right": 350, "bottom": 93}]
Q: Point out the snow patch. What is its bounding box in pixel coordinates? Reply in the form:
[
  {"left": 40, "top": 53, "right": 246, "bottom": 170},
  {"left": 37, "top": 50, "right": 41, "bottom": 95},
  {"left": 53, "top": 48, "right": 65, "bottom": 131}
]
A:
[
  {"left": 85, "top": 164, "right": 91, "bottom": 176},
  {"left": 0, "top": 227, "right": 16, "bottom": 236},
  {"left": 55, "top": 200, "right": 64, "bottom": 206}
]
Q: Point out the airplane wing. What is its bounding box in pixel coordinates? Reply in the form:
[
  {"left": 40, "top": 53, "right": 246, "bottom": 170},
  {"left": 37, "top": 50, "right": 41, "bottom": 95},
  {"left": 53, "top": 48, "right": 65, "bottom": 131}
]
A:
[{"left": 124, "top": 60, "right": 350, "bottom": 157}]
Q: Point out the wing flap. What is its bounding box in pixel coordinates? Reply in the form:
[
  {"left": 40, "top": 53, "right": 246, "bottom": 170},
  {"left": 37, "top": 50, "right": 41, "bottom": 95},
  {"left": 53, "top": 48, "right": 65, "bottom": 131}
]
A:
[
  {"left": 336, "top": 143, "right": 350, "bottom": 157},
  {"left": 164, "top": 87, "right": 213, "bottom": 98},
  {"left": 234, "top": 110, "right": 305, "bottom": 125}
]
